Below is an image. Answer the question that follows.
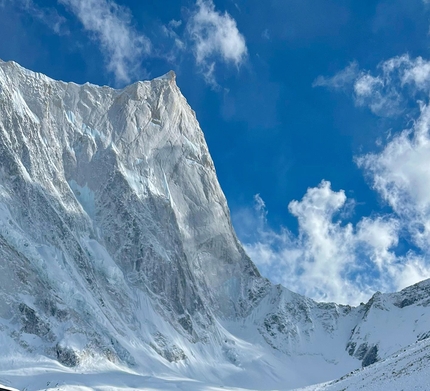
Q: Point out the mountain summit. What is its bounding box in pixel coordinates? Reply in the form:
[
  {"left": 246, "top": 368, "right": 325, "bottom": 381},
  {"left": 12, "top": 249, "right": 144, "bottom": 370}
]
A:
[{"left": 0, "top": 60, "right": 429, "bottom": 391}]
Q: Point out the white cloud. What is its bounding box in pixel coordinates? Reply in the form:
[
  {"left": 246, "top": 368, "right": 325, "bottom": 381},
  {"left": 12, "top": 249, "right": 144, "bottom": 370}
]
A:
[
  {"left": 392, "top": 254, "right": 430, "bottom": 289},
  {"left": 59, "top": 0, "right": 150, "bottom": 84},
  {"left": 356, "top": 216, "right": 399, "bottom": 270},
  {"left": 354, "top": 74, "right": 402, "bottom": 117},
  {"left": 235, "top": 181, "right": 419, "bottom": 305},
  {"left": 352, "top": 57, "right": 430, "bottom": 246},
  {"left": 314, "top": 55, "right": 430, "bottom": 117},
  {"left": 201, "top": 61, "right": 217, "bottom": 86},
  {"left": 315, "top": 56, "right": 430, "bottom": 230},
  {"left": 162, "top": 19, "right": 186, "bottom": 54},
  {"left": 12, "top": 0, "right": 247, "bottom": 86},
  {"left": 353, "top": 74, "right": 383, "bottom": 96},
  {"left": 187, "top": 0, "right": 247, "bottom": 85},
  {"left": 400, "top": 56, "right": 430, "bottom": 90},
  {"left": 312, "top": 62, "right": 359, "bottom": 89},
  {"left": 169, "top": 19, "right": 182, "bottom": 29},
  {"left": 357, "top": 103, "right": 430, "bottom": 250}
]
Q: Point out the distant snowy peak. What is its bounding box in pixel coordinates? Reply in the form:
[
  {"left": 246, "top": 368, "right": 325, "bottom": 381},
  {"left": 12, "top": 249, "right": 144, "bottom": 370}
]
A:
[{"left": 346, "top": 279, "right": 430, "bottom": 367}]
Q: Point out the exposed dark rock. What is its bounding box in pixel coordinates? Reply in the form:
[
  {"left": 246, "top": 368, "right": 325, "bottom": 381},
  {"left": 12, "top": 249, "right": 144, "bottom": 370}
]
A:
[
  {"left": 19, "top": 303, "right": 53, "bottom": 340},
  {"left": 393, "top": 280, "right": 430, "bottom": 308},
  {"left": 178, "top": 314, "right": 193, "bottom": 334},
  {"left": 354, "top": 343, "right": 369, "bottom": 360},
  {"left": 417, "top": 331, "right": 430, "bottom": 341},
  {"left": 362, "top": 345, "right": 378, "bottom": 367},
  {"left": 346, "top": 341, "right": 356, "bottom": 356},
  {"left": 56, "top": 345, "right": 80, "bottom": 367},
  {"left": 150, "top": 332, "right": 187, "bottom": 363}
]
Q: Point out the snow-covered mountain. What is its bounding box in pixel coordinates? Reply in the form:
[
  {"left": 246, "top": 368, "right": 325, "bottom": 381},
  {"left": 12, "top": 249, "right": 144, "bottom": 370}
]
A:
[{"left": 0, "top": 59, "right": 429, "bottom": 391}]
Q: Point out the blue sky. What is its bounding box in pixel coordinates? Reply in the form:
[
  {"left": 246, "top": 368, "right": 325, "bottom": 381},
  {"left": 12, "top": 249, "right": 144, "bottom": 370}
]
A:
[{"left": 2, "top": 0, "right": 430, "bottom": 304}]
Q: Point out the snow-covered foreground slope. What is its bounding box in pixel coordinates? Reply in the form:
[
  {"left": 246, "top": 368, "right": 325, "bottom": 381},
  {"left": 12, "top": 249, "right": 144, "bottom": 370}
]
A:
[
  {"left": 0, "top": 363, "right": 254, "bottom": 391},
  {"left": 1, "top": 338, "right": 429, "bottom": 391},
  {"left": 0, "top": 59, "right": 429, "bottom": 390},
  {"left": 295, "top": 338, "right": 430, "bottom": 391}
]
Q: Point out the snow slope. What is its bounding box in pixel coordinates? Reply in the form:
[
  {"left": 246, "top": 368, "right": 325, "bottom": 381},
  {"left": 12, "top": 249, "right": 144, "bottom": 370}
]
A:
[
  {"left": 296, "top": 338, "right": 430, "bottom": 391},
  {"left": 0, "top": 59, "right": 429, "bottom": 390},
  {"left": 1, "top": 338, "right": 429, "bottom": 391}
]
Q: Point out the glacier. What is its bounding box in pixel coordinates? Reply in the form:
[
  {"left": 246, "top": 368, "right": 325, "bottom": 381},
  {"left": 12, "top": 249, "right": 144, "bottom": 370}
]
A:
[{"left": 0, "top": 59, "right": 429, "bottom": 391}]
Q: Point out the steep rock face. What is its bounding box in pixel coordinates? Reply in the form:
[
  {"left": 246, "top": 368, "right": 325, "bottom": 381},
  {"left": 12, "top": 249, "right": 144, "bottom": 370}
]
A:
[{"left": 0, "top": 59, "right": 266, "bottom": 366}]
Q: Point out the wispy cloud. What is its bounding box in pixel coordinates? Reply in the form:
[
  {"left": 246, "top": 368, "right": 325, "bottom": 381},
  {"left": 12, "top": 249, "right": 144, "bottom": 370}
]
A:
[
  {"left": 2, "top": 0, "right": 68, "bottom": 34},
  {"left": 187, "top": 0, "right": 247, "bottom": 86},
  {"left": 262, "top": 29, "right": 270, "bottom": 40},
  {"left": 313, "top": 61, "right": 359, "bottom": 90},
  {"left": 23, "top": 0, "right": 68, "bottom": 34},
  {"left": 314, "top": 55, "right": 430, "bottom": 117},
  {"left": 59, "top": 0, "right": 151, "bottom": 84},
  {"left": 161, "top": 19, "right": 186, "bottom": 63},
  {"left": 10, "top": 0, "right": 247, "bottom": 86},
  {"left": 235, "top": 182, "right": 429, "bottom": 305}
]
